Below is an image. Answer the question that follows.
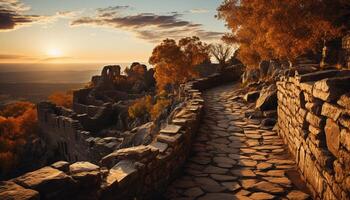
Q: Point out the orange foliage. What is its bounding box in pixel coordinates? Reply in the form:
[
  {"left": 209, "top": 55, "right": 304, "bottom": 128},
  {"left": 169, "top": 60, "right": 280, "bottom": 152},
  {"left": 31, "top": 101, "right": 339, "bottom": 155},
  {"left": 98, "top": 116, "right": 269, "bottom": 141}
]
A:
[
  {"left": 150, "top": 99, "right": 171, "bottom": 121},
  {"left": 217, "top": 0, "right": 345, "bottom": 68},
  {"left": 128, "top": 95, "right": 153, "bottom": 119},
  {"left": 48, "top": 91, "right": 73, "bottom": 108},
  {"left": 149, "top": 36, "right": 210, "bottom": 90},
  {"left": 0, "top": 102, "right": 38, "bottom": 175}
]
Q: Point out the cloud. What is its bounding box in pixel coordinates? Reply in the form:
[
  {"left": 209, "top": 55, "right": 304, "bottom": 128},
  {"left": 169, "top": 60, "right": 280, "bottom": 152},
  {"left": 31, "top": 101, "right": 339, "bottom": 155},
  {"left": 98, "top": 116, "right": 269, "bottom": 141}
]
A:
[
  {"left": 0, "top": 0, "right": 81, "bottom": 31},
  {"left": 71, "top": 7, "right": 223, "bottom": 42},
  {"left": 189, "top": 9, "right": 209, "bottom": 14},
  {"left": 0, "top": 54, "right": 26, "bottom": 59}
]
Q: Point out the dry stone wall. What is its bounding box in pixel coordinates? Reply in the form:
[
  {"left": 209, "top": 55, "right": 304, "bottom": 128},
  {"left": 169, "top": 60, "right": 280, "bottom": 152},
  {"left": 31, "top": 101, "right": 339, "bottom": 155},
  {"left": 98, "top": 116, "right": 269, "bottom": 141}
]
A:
[
  {"left": 277, "top": 70, "right": 350, "bottom": 200},
  {"left": 0, "top": 70, "right": 241, "bottom": 200}
]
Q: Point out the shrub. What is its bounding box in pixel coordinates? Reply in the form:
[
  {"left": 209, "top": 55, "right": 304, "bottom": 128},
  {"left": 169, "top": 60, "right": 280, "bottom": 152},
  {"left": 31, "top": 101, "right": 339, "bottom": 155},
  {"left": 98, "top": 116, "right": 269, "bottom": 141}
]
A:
[
  {"left": 48, "top": 91, "right": 73, "bottom": 108},
  {"left": 128, "top": 95, "right": 153, "bottom": 119},
  {"left": 150, "top": 99, "right": 171, "bottom": 121}
]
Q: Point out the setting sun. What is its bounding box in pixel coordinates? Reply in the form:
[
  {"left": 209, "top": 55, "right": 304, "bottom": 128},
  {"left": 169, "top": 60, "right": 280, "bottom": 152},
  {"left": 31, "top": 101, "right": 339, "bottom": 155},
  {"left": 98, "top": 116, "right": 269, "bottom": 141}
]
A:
[{"left": 47, "top": 48, "right": 62, "bottom": 57}]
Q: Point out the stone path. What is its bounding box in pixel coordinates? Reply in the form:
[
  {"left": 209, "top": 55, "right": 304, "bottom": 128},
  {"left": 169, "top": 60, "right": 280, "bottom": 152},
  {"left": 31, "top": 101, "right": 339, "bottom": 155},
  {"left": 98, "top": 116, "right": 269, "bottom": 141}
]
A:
[{"left": 164, "top": 84, "right": 311, "bottom": 200}]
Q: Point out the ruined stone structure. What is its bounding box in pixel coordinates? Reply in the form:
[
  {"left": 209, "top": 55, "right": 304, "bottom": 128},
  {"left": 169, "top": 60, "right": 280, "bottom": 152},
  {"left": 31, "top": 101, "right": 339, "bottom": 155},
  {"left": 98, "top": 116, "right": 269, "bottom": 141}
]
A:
[
  {"left": 0, "top": 71, "right": 241, "bottom": 200},
  {"left": 277, "top": 70, "right": 350, "bottom": 199},
  {"left": 37, "top": 65, "right": 156, "bottom": 163},
  {"left": 343, "top": 34, "right": 350, "bottom": 68}
]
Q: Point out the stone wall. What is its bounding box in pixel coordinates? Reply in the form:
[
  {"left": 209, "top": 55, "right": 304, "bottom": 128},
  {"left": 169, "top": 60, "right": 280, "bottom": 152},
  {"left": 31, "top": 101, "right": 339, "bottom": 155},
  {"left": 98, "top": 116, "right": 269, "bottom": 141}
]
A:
[
  {"left": 277, "top": 70, "right": 350, "bottom": 200},
  {"left": 1, "top": 69, "right": 242, "bottom": 200},
  {"left": 342, "top": 34, "right": 350, "bottom": 68}
]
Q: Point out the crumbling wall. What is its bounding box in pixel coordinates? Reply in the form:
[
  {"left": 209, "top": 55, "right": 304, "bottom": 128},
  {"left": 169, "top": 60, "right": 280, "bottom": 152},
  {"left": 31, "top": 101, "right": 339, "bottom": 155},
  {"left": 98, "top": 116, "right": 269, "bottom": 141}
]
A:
[
  {"left": 277, "top": 70, "right": 350, "bottom": 200},
  {"left": 1, "top": 70, "right": 242, "bottom": 200}
]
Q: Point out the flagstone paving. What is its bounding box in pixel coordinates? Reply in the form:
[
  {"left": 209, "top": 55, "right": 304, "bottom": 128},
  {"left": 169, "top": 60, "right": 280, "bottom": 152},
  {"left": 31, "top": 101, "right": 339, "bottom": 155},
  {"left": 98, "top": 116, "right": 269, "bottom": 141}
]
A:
[{"left": 164, "top": 84, "right": 311, "bottom": 200}]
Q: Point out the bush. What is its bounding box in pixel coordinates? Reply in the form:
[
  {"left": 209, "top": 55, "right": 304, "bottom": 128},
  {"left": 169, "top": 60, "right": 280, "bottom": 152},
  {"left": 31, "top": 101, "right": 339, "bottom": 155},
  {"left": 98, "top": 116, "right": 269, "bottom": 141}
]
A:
[
  {"left": 128, "top": 95, "right": 153, "bottom": 119},
  {"left": 150, "top": 99, "right": 171, "bottom": 121},
  {"left": 0, "top": 102, "right": 38, "bottom": 177},
  {"left": 48, "top": 91, "right": 73, "bottom": 108}
]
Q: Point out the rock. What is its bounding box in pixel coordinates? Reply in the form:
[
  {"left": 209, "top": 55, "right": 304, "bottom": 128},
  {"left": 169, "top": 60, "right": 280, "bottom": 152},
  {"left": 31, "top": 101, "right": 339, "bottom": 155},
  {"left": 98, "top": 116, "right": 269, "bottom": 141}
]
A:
[
  {"left": 251, "top": 181, "right": 284, "bottom": 194},
  {"left": 221, "top": 181, "right": 241, "bottom": 191},
  {"left": 105, "top": 160, "right": 138, "bottom": 189},
  {"left": 313, "top": 76, "right": 350, "bottom": 102},
  {"left": 256, "top": 85, "right": 277, "bottom": 111},
  {"left": 244, "top": 91, "right": 260, "bottom": 102},
  {"left": 0, "top": 181, "right": 40, "bottom": 200},
  {"left": 69, "top": 162, "right": 101, "bottom": 187},
  {"left": 287, "top": 190, "right": 310, "bottom": 200},
  {"left": 321, "top": 102, "right": 343, "bottom": 121},
  {"left": 194, "top": 177, "right": 225, "bottom": 192},
  {"left": 14, "top": 166, "right": 75, "bottom": 199},
  {"left": 256, "top": 162, "right": 273, "bottom": 171},
  {"left": 337, "top": 93, "right": 350, "bottom": 109},
  {"left": 184, "top": 187, "right": 204, "bottom": 197},
  {"left": 160, "top": 124, "right": 182, "bottom": 135},
  {"left": 249, "top": 192, "right": 275, "bottom": 200},
  {"left": 51, "top": 161, "right": 70, "bottom": 172},
  {"left": 128, "top": 122, "right": 154, "bottom": 146},
  {"left": 242, "top": 69, "right": 260, "bottom": 85},
  {"left": 325, "top": 119, "right": 340, "bottom": 157},
  {"left": 101, "top": 145, "right": 158, "bottom": 168}
]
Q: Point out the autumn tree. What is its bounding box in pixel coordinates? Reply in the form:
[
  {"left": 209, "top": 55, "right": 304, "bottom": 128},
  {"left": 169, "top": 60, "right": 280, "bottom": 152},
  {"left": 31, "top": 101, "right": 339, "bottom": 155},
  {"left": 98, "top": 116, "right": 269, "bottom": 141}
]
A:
[
  {"left": 149, "top": 36, "right": 210, "bottom": 90},
  {"left": 48, "top": 91, "right": 73, "bottom": 108},
  {"left": 217, "top": 0, "right": 347, "bottom": 68},
  {"left": 0, "top": 102, "right": 38, "bottom": 177},
  {"left": 210, "top": 43, "right": 234, "bottom": 67}
]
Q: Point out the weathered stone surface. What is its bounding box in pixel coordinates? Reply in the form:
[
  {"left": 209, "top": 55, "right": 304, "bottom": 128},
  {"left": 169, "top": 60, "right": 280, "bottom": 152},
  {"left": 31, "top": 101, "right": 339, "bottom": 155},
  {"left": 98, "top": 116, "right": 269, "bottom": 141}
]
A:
[
  {"left": 287, "top": 190, "right": 310, "bottom": 200},
  {"left": 249, "top": 192, "right": 275, "bottom": 200},
  {"left": 69, "top": 162, "right": 101, "bottom": 187},
  {"left": 324, "top": 119, "right": 340, "bottom": 157},
  {"left": 251, "top": 181, "right": 284, "bottom": 194},
  {"left": 160, "top": 124, "right": 182, "bottom": 135},
  {"left": 0, "top": 181, "right": 39, "bottom": 200},
  {"left": 337, "top": 93, "right": 350, "bottom": 109},
  {"left": 184, "top": 187, "right": 204, "bottom": 197},
  {"left": 51, "top": 161, "right": 70, "bottom": 172},
  {"left": 256, "top": 85, "right": 277, "bottom": 111},
  {"left": 105, "top": 160, "right": 137, "bottom": 188},
  {"left": 101, "top": 145, "right": 158, "bottom": 168},
  {"left": 14, "top": 166, "right": 75, "bottom": 199},
  {"left": 321, "top": 102, "right": 343, "bottom": 121}
]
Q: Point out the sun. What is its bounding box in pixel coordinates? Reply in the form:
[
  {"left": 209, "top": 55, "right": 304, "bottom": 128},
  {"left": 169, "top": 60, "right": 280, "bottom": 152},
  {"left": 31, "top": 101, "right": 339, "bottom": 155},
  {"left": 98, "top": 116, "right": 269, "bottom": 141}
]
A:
[{"left": 47, "top": 48, "right": 62, "bottom": 57}]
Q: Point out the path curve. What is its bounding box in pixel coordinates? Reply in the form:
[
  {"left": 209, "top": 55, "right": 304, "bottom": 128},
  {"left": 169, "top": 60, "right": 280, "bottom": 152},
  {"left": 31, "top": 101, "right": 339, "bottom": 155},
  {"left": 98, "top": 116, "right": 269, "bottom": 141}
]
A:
[{"left": 164, "top": 84, "right": 311, "bottom": 200}]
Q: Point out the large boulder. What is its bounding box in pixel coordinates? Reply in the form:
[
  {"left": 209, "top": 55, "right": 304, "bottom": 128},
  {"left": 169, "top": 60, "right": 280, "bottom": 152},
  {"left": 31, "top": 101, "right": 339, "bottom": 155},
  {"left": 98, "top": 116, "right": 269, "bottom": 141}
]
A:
[
  {"left": 14, "top": 166, "right": 76, "bottom": 200},
  {"left": 0, "top": 181, "right": 39, "bottom": 200},
  {"left": 255, "top": 85, "right": 277, "bottom": 111},
  {"left": 69, "top": 162, "right": 101, "bottom": 188}
]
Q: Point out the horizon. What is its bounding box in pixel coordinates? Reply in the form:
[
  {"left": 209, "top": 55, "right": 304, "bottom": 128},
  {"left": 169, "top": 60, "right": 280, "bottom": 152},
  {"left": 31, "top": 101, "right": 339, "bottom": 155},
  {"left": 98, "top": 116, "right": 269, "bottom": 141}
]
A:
[{"left": 0, "top": 0, "right": 227, "bottom": 64}]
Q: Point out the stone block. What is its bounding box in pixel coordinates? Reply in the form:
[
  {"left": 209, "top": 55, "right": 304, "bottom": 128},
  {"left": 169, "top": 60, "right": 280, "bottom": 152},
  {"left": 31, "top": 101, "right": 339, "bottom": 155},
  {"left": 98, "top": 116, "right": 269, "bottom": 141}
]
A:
[
  {"left": 297, "top": 70, "right": 339, "bottom": 83},
  {"left": 299, "top": 82, "right": 314, "bottom": 94},
  {"left": 0, "top": 181, "right": 40, "bottom": 200},
  {"left": 105, "top": 160, "right": 138, "bottom": 188},
  {"left": 306, "top": 112, "right": 325, "bottom": 128},
  {"left": 321, "top": 102, "right": 343, "bottom": 121},
  {"left": 313, "top": 76, "right": 350, "bottom": 102},
  {"left": 14, "top": 166, "right": 75, "bottom": 199},
  {"left": 149, "top": 141, "right": 168, "bottom": 153},
  {"left": 305, "top": 102, "right": 322, "bottom": 115},
  {"left": 244, "top": 91, "right": 260, "bottom": 102},
  {"left": 51, "top": 161, "right": 70, "bottom": 172},
  {"left": 69, "top": 162, "right": 101, "bottom": 187},
  {"left": 340, "top": 128, "right": 350, "bottom": 152},
  {"left": 325, "top": 119, "right": 340, "bottom": 157},
  {"left": 156, "top": 134, "right": 183, "bottom": 146},
  {"left": 337, "top": 93, "right": 350, "bottom": 109},
  {"left": 100, "top": 145, "right": 158, "bottom": 168}
]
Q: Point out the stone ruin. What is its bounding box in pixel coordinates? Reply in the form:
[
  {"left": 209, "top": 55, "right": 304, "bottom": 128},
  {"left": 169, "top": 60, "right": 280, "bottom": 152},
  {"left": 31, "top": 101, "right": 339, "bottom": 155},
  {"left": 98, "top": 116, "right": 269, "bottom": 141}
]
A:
[
  {"left": 0, "top": 71, "right": 241, "bottom": 200},
  {"left": 36, "top": 64, "right": 156, "bottom": 164}
]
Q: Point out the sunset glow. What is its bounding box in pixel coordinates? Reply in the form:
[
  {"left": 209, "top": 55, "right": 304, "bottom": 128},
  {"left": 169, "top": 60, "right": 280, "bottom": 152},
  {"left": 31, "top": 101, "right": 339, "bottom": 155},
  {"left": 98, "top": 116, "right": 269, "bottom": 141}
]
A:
[
  {"left": 0, "top": 0, "right": 226, "bottom": 64},
  {"left": 47, "top": 49, "right": 62, "bottom": 57}
]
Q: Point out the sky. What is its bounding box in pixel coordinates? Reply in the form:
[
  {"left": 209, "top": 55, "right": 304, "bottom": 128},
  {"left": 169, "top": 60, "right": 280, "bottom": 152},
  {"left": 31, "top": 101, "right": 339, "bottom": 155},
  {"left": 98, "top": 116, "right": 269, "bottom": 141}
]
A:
[{"left": 0, "top": 0, "right": 228, "bottom": 64}]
